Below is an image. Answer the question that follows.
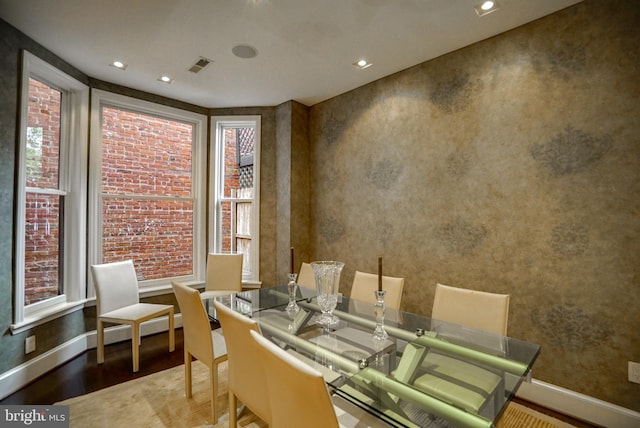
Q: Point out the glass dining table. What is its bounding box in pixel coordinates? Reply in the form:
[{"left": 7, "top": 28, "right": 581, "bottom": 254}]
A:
[{"left": 204, "top": 285, "right": 541, "bottom": 428}]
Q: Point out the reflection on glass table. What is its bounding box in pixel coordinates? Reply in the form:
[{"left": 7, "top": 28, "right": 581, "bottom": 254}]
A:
[{"left": 204, "top": 285, "right": 541, "bottom": 428}]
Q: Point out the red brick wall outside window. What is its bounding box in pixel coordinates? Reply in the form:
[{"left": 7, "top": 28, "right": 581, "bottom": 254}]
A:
[
  {"left": 24, "top": 78, "right": 62, "bottom": 305},
  {"left": 100, "top": 107, "right": 194, "bottom": 280},
  {"left": 221, "top": 128, "right": 239, "bottom": 252}
]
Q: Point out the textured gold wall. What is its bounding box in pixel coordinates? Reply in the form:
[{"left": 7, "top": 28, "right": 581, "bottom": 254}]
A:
[{"left": 308, "top": 0, "right": 640, "bottom": 411}]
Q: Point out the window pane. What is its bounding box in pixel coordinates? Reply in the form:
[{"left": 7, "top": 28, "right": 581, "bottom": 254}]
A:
[
  {"left": 101, "top": 107, "right": 193, "bottom": 197},
  {"left": 222, "top": 127, "right": 254, "bottom": 198},
  {"left": 220, "top": 125, "right": 255, "bottom": 279},
  {"left": 220, "top": 200, "right": 233, "bottom": 253},
  {"left": 237, "top": 201, "right": 251, "bottom": 236},
  {"left": 237, "top": 238, "right": 252, "bottom": 277},
  {"left": 24, "top": 77, "right": 63, "bottom": 307},
  {"left": 24, "top": 193, "right": 62, "bottom": 305},
  {"left": 219, "top": 200, "right": 252, "bottom": 277},
  {"left": 101, "top": 197, "right": 194, "bottom": 279},
  {"left": 26, "top": 78, "right": 61, "bottom": 189},
  {"left": 100, "top": 107, "right": 195, "bottom": 279}
]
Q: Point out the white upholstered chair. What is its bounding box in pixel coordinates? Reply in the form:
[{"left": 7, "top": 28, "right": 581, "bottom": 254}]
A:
[
  {"left": 412, "top": 283, "right": 510, "bottom": 417},
  {"left": 214, "top": 301, "right": 271, "bottom": 427},
  {"left": 91, "top": 260, "right": 175, "bottom": 372},
  {"left": 249, "top": 329, "right": 340, "bottom": 428},
  {"left": 200, "top": 253, "right": 243, "bottom": 300},
  {"left": 172, "top": 281, "right": 228, "bottom": 423},
  {"left": 350, "top": 270, "right": 405, "bottom": 310}
]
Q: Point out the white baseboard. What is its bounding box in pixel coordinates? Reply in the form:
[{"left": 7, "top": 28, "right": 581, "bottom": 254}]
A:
[
  {"left": 516, "top": 378, "right": 640, "bottom": 427},
  {"left": 0, "top": 334, "right": 88, "bottom": 402},
  {"left": 0, "top": 314, "right": 182, "bottom": 401}
]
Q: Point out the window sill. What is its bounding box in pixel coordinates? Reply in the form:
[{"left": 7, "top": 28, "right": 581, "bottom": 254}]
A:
[
  {"left": 11, "top": 280, "right": 264, "bottom": 334},
  {"left": 11, "top": 300, "right": 86, "bottom": 335}
]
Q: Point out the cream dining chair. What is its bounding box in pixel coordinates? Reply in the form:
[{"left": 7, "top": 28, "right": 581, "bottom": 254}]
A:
[
  {"left": 430, "top": 283, "right": 509, "bottom": 336},
  {"left": 91, "top": 260, "right": 175, "bottom": 373},
  {"left": 214, "top": 301, "right": 271, "bottom": 427},
  {"left": 250, "top": 330, "right": 391, "bottom": 427},
  {"left": 350, "top": 270, "right": 405, "bottom": 310},
  {"left": 172, "top": 281, "right": 228, "bottom": 423},
  {"left": 297, "top": 262, "right": 315, "bottom": 290},
  {"left": 296, "top": 261, "right": 320, "bottom": 299},
  {"left": 412, "top": 283, "right": 510, "bottom": 418},
  {"left": 200, "top": 253, "right": 243, "bottom": 300},
  {"left": 249, "top": 329, "right": 340, "bottom": 428}
]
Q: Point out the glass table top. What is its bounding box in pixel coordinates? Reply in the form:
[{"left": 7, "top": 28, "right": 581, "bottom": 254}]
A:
[{"left": 204, "top": 285, "right": 541, "bottom": 428}]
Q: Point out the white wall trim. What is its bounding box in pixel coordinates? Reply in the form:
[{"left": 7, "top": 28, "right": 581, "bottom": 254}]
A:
[
  {"left": 0, "top": 334, "right": 88, "bottom": 402},
  {"left": 0, "top": 314, "right": 182, "bottom": 401},
  {"left": 517, "top": 378, "right": 640, "bottom": 428}
]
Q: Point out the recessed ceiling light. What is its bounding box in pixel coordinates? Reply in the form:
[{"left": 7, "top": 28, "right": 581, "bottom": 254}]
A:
[
  {"left": 481, "top": 1, "right": 494, "bottom": 10},
  {"left": 353, "top": 59, "right": 372, "bottom": 70},
  {"left": 158, "top": 75, "right": 173, "bottom": 84},
  {"left": 110, "top": 60, "right": 127, "bottom": 70},
  {"left": 232, "top": 44, "right": 258, "bottom": 59},
  {"left": 475, "top": 1, "right": 499, "bottom": 16}
]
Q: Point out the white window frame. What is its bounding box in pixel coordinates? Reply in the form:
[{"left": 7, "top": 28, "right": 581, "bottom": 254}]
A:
[
  {"left": 12, "top": 51, "right": 89, "bottom": 333},
  {"left": 88, "top": 90, "right": 207, "bottom": 296},
  {"left": 209, "top": 116, "right": 261, "bottom": 286}
]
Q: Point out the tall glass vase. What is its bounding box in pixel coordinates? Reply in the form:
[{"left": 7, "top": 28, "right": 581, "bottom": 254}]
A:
[
  {"left": 310, "top": 261, "right": 344, "bottom": 327},
  {"left": 372, "top": 290, "right": 388, "bottom": 340}
]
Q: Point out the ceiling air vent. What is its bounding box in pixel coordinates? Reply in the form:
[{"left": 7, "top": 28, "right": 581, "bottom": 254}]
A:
[{"left": 188, "top": 57, "right": 212, "bottom": 73}]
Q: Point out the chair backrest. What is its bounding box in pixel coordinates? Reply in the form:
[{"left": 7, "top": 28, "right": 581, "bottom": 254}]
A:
[
  {"left": 213, "top": 301, "right": 271, "bottom": 423},
  {"left": 350, "top": 270, "right": 405, "bottom": 310},
  {"left": 431, "top": 283, "right": 509, "bottom": 336},
  {"left": 297, "top": 262, "right": 315, "bottom": 290},
  {"left": 205, "top": 253, "right": 243, "bottom": 293},
  {"left": 249, "top": 330, "right": 339, "bottom": 428},
  {"left": 91, "top": 260, "right": 140, "bottom": 316},
  {"left": 297, "top": 262, "right": 318, "bottom": 299},
  {"left": 172, "top": 281, "right": 213, "bottom": 364}
]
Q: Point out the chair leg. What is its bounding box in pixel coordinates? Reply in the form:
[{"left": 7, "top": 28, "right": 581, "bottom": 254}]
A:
[
  {"left": 132, "top": 322, "right": 140, "bottom": 372},
  {"left": 229, "top": 391, "right": 237, "bottom": 427},
  {"left": 168, "top": 308, "right": 175, "bottom": 352},
  {"left": 210, "top": 365, "right": 218, "bottom": 423},
  {"left": 97, "top": 319, "right": 105, "bottom": 364},
  {"left": 185, "top": 350, "right": 192, "bottom": 398}
]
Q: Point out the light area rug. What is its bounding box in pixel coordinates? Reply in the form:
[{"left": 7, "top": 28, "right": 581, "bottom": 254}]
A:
[{"left": 57, "top": 361, "right": 575, "bottom": 428}]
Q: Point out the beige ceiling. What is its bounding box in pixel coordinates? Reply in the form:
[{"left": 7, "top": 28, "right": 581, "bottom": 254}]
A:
[{"left": 0, "top": 0, "right": 581, "bottom": 108}]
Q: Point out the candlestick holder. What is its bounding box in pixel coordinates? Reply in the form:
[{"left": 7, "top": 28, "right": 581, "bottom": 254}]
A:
[
  {"left": 286, "top": 273, "right": 300, "bottom": 318},
  {"left": 372, "top": 289, "right": 388, "bottom": 340}
]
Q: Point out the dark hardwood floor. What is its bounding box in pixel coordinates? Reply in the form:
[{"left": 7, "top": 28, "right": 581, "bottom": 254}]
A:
[
  {"left": 0, "top": 327, "right": 599, "bottom": 427},
  {"left": 0, "top": 328, "right": 186, "bottom": 405}
]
